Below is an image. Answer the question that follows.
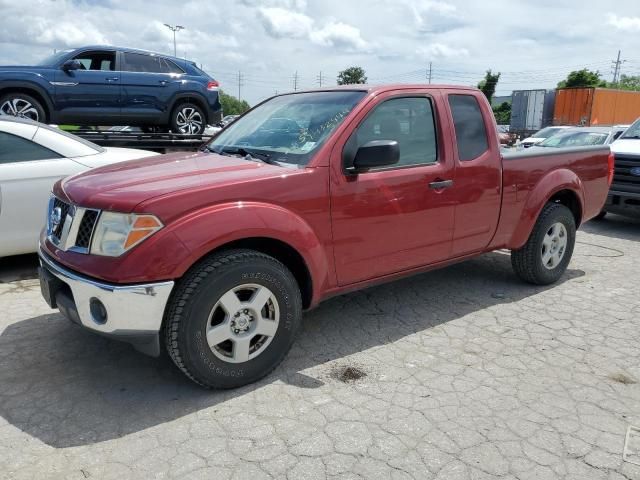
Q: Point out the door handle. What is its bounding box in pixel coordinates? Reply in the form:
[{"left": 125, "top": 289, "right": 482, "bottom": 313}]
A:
[
  {"left": 429, "top": 179, "right": 454, "bottom": 190},
  {"left": 105, "top": 77, "right": 119, "bottom": 82}
]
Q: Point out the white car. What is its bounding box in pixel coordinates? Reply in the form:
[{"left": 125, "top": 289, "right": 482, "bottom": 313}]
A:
[
  {"left": 0, "top": 117, "right": 158, "bottom": 257},
  {"left": 521, "top": 126, "right": 571, "bottom": 148},
  {"left": 611, "top": 118, "right": 640, "bottom": 155}
]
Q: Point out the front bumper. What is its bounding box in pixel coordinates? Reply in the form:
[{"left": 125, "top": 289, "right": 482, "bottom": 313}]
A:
[
  {"left": 38, "top": 250, "right": 174, "bottom": 356},
  {"left": 604, "top": 190, "right": 640, "bottom": 218}
]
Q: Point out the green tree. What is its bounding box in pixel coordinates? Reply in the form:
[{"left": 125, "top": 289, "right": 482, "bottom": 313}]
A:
[
  {"left": 337, "top": 66, "right": 367, "bottom": 85},
  {"left": 477, "top": 70, "right": 501, "bottom": 103},
  {"left": 557, "top": 69, "right": 607, "bottom": 88},
  {"left": 219, "top": 90, "right": 250, "bottom": 116},
  {"left": 615, "top": 74, "right": 640, "bottom": 91},
  {"left": 492, "top": 101, "right": 511, "bottom": 124}
]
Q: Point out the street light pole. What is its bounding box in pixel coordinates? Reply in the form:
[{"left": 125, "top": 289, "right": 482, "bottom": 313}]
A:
[{"left": 163, "top": 24, "right": 185, "bottom": 57}]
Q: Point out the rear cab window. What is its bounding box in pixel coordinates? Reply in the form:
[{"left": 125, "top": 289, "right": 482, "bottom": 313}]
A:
[{"left": 448, "top": 94, "right": 489, "bottom": 161}]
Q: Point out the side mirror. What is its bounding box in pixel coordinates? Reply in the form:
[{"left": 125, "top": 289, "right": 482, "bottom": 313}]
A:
[
  {"left": 346, "top": 140, "right": 400, "bottom": 173},
  {"left": 62, "top": 59, "right": 82, "bottom": 71}
]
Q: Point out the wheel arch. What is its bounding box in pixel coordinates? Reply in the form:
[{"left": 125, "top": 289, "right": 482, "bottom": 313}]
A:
[
  {"left": 169, "top": 93, "right": 210, "bottom": 124},
  {"left": 508, "top": 168, "right": 585, "bottom": 250}
]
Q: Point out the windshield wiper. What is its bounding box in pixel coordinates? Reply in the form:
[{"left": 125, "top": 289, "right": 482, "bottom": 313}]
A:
[{"left": 210, "top": 146, "right": 281, "bottom": 166}]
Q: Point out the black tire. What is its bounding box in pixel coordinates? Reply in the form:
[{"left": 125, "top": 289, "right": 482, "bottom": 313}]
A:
[
  {"left": 592, "top": 210, "right": 607, "bottom": 221},
  {"left": 164, "top": 249, "right": 302, "bottom": 388},
  {"left": 0, "top": 92, "right": 46, "bottom": 123},
  {"left": 170, "top": 102, "right": 206, "bottom": 135},
  {"left": 511, "top": 203, "right": 576, "bottom": 285}
]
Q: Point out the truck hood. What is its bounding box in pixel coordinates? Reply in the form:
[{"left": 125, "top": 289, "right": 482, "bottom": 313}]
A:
[
  {"left": 60, "top": 151, "right": 286, "bottom": 211},
  {"left": 610, "top": 139, "right": 640, "bottom": 155}
]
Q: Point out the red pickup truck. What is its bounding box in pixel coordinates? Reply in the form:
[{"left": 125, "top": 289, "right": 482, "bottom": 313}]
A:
[{"left": 38, "top": 85, "right": 613, "bottom": 388}]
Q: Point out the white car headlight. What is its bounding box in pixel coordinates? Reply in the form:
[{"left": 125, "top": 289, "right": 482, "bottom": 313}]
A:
[{"left": 90, "top": 212, "right": 163, "bottom": 257}]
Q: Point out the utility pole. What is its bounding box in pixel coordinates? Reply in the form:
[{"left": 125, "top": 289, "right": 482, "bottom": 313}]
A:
[
  {"left": 427, "top": 62, "right": 432, "bottom": 84},
  {"left": 163, "top": 24, "right": 185, "bottom": 57},
  {"left": 611, "top": 50, "right": 626, "bottom": 85},
  {"left": 237, "top": 71, "right": 244, "bottom": 101},
  {"left": 293, "top": 71, "right": 299, "bottom": 91},
  {"left": 316, "top": 71, "right": 323, "bottom": 87}
]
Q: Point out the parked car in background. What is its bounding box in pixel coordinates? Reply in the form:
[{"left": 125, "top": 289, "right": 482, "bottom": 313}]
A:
[
  {"left": 0, "top": 46, "right": 222, "bottom": 135},
  {"left": 532, "top": 126, "right": 627, "bottom": 149},
  {"left": 38, "top": 85, "right": 611, "bottom": 388},
  {"left": 521, "top": 126, "right": 571, "bottom": 147},
  {"left": 0, "top": 117, "right": 158, "bottom": 257},
  {"left": 219, "top": 114, "right": 240, "bottom": 127},
  {"left": 600, "top": 117, "right": 640, "bottom": 219}
]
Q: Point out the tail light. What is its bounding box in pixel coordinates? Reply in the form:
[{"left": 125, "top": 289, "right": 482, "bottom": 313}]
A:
[
  {"left": 607, "top": 151, "right": 615, "bottom": 186},
  {"left": 207, "top": 80, "right": 219, "bottom": 91}
]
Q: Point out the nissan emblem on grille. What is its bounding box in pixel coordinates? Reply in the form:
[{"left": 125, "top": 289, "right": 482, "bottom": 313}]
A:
[{"left": 50, "top": 207, "right": 62, "bottom": 233}]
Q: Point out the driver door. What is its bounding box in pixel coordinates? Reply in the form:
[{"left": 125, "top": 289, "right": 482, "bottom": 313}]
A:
[{"left": 54, "top": 49, "right": 121, "bottom": 124}]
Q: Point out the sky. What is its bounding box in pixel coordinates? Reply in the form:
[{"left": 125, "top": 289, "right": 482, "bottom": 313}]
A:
[{"left": 1, "top": 0, "right": 639, "bottom": 105}]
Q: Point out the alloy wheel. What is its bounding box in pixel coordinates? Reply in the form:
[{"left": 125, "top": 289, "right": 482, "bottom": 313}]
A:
[
  {"left": 541, "top": 222, "right": 567, "bottom": 270},
  {"left": 175, "top": 107, "right": 204, "bottom": 134},
  {"left": 0, "top": 98, "right": 40, "bottom": 121}
]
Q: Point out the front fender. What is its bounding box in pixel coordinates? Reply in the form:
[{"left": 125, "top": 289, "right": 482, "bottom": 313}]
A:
[
  {"left": 170, "top": 201, "right": 330, "bottom": 302},
  {"left": 0, "top": 77, "right": 55, "bottom": 113},
  {"left": 508, "top": 168, "right": 584, "bottom": 249}
]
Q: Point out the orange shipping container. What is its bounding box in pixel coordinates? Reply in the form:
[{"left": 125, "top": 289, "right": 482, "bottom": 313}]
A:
[{"left": 553, "top": 87, "right": 640, "bottom": 126}]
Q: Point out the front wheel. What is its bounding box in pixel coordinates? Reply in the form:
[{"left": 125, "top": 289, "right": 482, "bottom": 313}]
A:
[
  {"left": 164, "top": 249, "right": 302, "bottom": 388},
  {"left": 170, "top": 102, "right": 206, "bottom": 135},
  {"left": 511, "top": 203, "right": 576, "bottom": 285},
  {"left": 0, "top": 93, "right": 46, "bottom": 122}
]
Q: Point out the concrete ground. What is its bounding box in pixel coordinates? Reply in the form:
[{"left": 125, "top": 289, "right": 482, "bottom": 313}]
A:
[{"left": 1, "top": 215, "right": 639, "bottom": 480}]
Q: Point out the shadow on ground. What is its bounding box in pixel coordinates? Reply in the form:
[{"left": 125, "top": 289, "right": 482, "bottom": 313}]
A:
[
  {"left": 0, "top": 252, "right": 584, "bottom": 448},
  {"left": 581, "top": 213, "right": 640, "bottom": 241}
]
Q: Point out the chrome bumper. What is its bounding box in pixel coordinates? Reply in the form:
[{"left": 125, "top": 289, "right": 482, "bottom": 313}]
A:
[{"left": 38, "top": 250, "right": 174, "bottom": 356}]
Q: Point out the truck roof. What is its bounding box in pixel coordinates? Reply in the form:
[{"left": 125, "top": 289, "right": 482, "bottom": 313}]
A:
[{"left": 283, "top": 84, "right": 479, "bottom": 95}]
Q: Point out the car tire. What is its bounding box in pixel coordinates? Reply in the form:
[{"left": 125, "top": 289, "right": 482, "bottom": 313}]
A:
[
  {"left": 164, "top": 249, "right": 302, "bottom": 389},
  {"left": 170, "top": 102, "right": 206, "bottom": 135},
  {"left": 0, "top": 93, "right": 46, "bottom": 123},
  {"left": 592, "top": 210, "right": 607, "bottom": 221},
  {"left": 511, "top": 202, "right": 576, "bottom": 285}
]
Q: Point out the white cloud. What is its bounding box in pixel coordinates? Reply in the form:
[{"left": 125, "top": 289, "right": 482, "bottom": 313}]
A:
[
  {"left": 257, "top": 7, "right": 314, "bottom": 38},
  {"left": 310, "top": 22, "right": 370, "bottom": 52},
  {"left": 607, "top": 13, "right": 640, "bottom": 31},
  {"left": 416, "top": 43, "right": 469, "bottom": 58}
]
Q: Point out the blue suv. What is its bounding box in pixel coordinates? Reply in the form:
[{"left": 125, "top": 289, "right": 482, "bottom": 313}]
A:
[{"left": 0, "top": 46, "right": 222, "bottom": 134}]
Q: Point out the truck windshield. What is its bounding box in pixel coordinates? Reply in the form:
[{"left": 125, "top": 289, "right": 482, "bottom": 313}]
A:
[
  {"left": 206, "top": 91, "right": 366, "bottom": 166},
  {"left": 36, "top": 50, "right": 73, "bottom": 67},
  {"left": 621, "top": 118, "right": 640, "bottom": 139}
]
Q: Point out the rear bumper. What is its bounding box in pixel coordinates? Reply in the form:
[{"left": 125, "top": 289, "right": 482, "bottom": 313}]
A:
[
  {"left": 604, "top": 190, "right": 640, "bottom": 218},
  {"left": 38, "top": 249, "right": 174, "bottom": 356}
]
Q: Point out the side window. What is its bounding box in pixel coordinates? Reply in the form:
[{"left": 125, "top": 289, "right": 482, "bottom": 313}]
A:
[
  {"left": 0, "top": 132, "right": 61, "bottom": 163},
  {"left": 160, "top": 58, "right": 184, "bottom": 74},
  {"left": 448, "top": 94, "right": 489, "bottom": 161},
  {"left": 123, "top": 52, "right": 164, "bottom": 73},
  {"left": 353, "top": 97, "right": 437, "bottom": 167},
  {"left": 72, "top": 51, "right": 116, "bottom": 71}
]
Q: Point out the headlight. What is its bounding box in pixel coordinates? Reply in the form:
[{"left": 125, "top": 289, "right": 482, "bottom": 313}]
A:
[{"left": 90, "top": 212, "right": 163, "bottom": 257}]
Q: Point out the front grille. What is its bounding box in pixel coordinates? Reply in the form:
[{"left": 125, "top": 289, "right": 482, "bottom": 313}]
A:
[
  {"left": 47, "top": 196, "right": 101, "bottom": 253},
  {"left": 75, "top": 210, "right": 99, "bottom": 248},
  {"left": 612, "top": 154, "right": 640, "bottom": 195},
  {"left": 51, "top": 198, "right": 71, "bottom": 240}
]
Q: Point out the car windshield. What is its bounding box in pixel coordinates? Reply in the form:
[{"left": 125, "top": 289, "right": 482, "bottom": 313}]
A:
[
  {"left": 35, "top": 50, "right": 73, "bottom": 67},
  {"left": 539, "top": 131, "right": 608, "bottom": 147},
  {"left": 621, "top": 118, "right": 640, "bottom": 139},
  {"left": 206, "top": 90, "right": 366, "bottom": 167},
  {"left": 531, "top": 127, "right": 564, "bottom": 138}
]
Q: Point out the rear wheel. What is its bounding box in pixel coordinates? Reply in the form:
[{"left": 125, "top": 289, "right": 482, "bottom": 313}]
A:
[
  {"left": 170, "top": 102, "right": 206, "bottom": 135},
  {"left": 511, "top": 203, "right": 576, "bottom": 285},
  {"left": 164, "top": 249, "right": 302, "bottom": 388},
  {"left": 0, "top": 93, "right": 46, "bottom": 122}
]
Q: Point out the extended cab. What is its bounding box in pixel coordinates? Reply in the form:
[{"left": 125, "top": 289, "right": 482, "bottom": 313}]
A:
[{"left": 38, "top": 85, "right": 613, "bottom": 388}]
